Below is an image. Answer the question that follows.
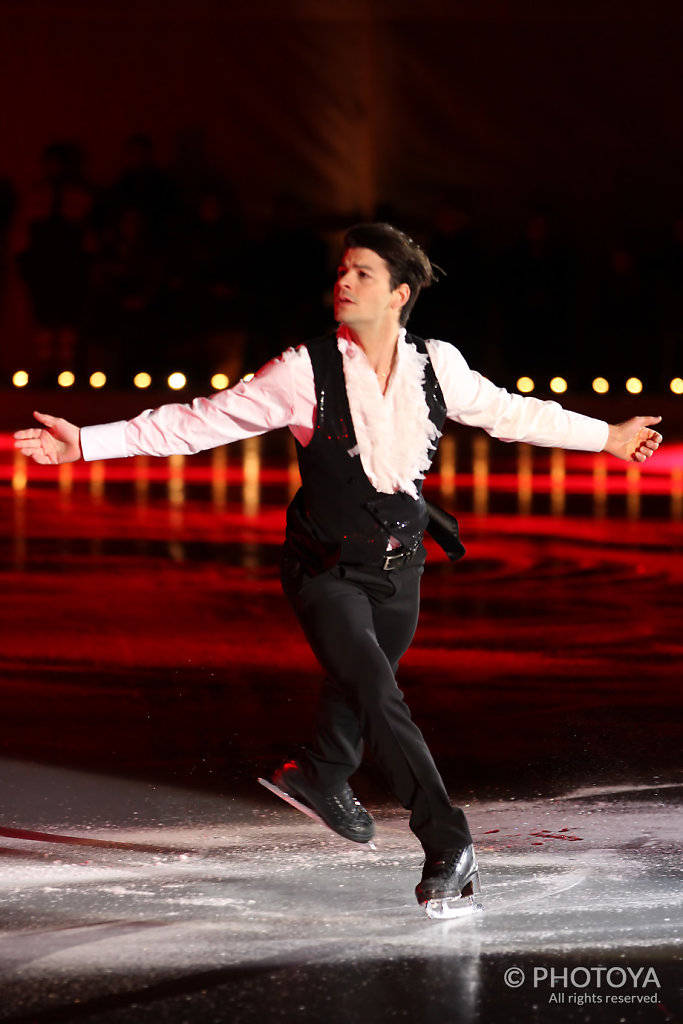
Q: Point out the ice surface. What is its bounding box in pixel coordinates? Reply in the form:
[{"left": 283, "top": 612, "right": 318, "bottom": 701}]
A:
[{"left": 0, "top": 761, "right": 680, "bottom": 1023}]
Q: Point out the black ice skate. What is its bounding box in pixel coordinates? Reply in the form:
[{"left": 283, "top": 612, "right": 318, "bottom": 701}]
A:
[
  {"left": 259, "top": 760, "right": 376, "bottom": 846},
  {"left": 415, "top": 843, "right": 484, "bottom": 920}
]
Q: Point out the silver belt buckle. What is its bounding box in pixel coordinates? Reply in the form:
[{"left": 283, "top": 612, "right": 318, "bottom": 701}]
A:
[{"left": 382, "top": 548, "right": 404, "bottom": 571}]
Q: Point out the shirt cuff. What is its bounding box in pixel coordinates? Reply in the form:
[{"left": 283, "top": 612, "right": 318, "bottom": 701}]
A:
[
  {"left": 80, "top": 421, "right": 130, "bottom": 462},
  {"left": 567, "top": 414, "right": 610, "bottom": 453}
]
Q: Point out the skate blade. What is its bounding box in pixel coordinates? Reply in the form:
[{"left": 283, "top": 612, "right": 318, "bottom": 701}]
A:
[
  {"left": 422, "top": 892, "right": 484, "bottom": 921},
  {"left": 257, "top": 778, "right": 377, "bottom": 851}
]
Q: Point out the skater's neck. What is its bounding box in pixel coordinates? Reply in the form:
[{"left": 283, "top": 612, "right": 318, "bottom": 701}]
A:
[{"left": 345, "top": 323, "right": 401, "bottom": 391}]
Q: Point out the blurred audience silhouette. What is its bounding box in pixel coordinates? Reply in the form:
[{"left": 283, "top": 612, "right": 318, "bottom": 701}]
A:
[
  {"left": 6, "top": 136, "right": 679, "bottom": 392},
  {"left": 14, "top": 142, "right": 95, "bottom": 383}
]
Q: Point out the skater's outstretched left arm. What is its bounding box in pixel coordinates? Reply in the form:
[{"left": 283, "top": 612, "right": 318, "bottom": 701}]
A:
[{"left": 425, "top": 339, "right": 663, "bottom": 461}]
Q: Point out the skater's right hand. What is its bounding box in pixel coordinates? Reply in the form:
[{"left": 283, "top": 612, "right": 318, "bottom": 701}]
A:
[{"left": 14, "top": 411, "right": 82, "bottom": 465}]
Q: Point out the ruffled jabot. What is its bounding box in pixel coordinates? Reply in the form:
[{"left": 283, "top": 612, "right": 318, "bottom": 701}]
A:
[{"left": 337, "top": 326, "right": 440, "bottom": 499}]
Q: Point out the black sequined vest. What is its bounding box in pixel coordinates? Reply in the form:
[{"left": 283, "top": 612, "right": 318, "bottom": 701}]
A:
[{"left": 284, "top": 333, "right": 447, "bottom": 570}]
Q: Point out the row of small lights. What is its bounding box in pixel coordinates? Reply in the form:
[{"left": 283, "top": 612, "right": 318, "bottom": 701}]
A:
[
  {"left": 9, "top": 371, "right": 255, "bottom": 391},
  {"left": 517, "top": 375, "right": 683, "bottom": 395},
  {"left": 7, "top": 370, "right": 683, "bottom": 395}
]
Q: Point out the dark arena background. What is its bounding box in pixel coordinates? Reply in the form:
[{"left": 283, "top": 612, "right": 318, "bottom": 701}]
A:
[{"left": 0, "top": 3, "right": 681, "bottom": 1023}]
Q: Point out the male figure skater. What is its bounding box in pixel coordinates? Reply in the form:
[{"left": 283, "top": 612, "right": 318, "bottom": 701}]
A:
[{"left": 14, "top": 223, "right": 662, "bottom": 914}]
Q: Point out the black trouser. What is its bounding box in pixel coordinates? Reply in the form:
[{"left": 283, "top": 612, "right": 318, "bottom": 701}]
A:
[{"left": 280, "top": 548, "right": 472, "bottom": 854}]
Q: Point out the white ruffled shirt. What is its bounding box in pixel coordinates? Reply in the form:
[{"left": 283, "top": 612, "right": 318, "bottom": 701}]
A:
[
  {"left": 338, "top": 328, "right": 441, "bottom": 499},
  {"left": 80, "top": 327, "right": 609, "bottom": 490}
]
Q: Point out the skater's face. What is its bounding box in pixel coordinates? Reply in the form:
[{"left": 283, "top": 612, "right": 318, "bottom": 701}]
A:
[{"left": 334, "top": 248, "right": 409, "bottom": 332}]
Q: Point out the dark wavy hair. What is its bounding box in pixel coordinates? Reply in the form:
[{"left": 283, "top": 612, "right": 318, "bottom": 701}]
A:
[{"left": 343, "top": 222, "right": 437, "bottom": 325}]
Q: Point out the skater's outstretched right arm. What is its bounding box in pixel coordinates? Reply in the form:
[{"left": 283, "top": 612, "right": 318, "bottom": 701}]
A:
[{"left": 13, "top": 347, "right": 316, "bottom": 466}]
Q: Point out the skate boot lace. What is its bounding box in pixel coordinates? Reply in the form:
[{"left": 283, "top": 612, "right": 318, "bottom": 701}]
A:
[{"left": 328, "top": 784, "right": 371, "bottom": 824}]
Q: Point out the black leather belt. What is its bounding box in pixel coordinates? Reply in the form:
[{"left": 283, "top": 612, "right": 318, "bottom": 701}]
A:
[{"left": 381, "top": 546, "right": 417, "bottom": 571}]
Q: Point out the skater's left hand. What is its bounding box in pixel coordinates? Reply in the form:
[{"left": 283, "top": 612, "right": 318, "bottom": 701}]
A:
[{"left": 604, "top": 416, "right": 663, "bottom": 463}]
